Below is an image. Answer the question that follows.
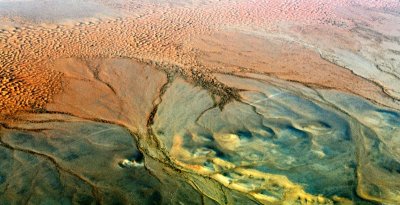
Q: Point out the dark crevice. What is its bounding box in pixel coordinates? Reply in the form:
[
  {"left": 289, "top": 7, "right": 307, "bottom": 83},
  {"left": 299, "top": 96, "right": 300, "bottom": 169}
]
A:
[
  {"left": 375, "top": 64, "right": 400, "bottom": 82},
  {"left": 145, "top": 70, "right": 175, "bottom": 159},
  {"left": 188, "top": 179, "right": 223, "bottom": 205},
  {"left": 0, "top": 122, "right": 50, "bottom": 132},
  {"left": 194, "top": 104, "right": 218, "bottom": 124},
  {"left": 2, "top": 116, "right": 74, "bottom": 124},
  {"left": 142, "top": 160, "right": 163, "bottom": 183},
  {"left": 146, "top": 71, "right": 174, "bottom": 128},
  {"left": 83, "top": 58, "right": 117, "bottom": 95},
  {"left": 23, "top": 167, "right": 40, "bottom": 205},
  {"left": 219, "top": 184, "right": 229, "bottom": 205}
]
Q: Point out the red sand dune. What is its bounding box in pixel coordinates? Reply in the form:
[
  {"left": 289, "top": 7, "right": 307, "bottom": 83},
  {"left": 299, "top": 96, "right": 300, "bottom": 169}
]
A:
[{"left": 1, "top": 0, "right": 399, "bottom": 115}]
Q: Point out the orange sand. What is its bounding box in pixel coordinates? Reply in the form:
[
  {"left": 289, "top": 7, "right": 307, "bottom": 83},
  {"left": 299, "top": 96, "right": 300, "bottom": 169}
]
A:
[{"left": 1, "top": 0, "right": 399, "bottom": 115}]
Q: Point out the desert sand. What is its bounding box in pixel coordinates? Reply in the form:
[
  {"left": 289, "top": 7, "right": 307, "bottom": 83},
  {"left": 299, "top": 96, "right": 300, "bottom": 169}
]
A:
[{"left": 0, "top": 0, "right": 399, "bottom": 204}]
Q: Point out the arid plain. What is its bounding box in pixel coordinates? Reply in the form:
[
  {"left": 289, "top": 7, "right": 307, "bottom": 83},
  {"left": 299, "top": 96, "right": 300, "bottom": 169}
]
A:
[{"left": 0, "top": 0, "right": 400, "bottom": 204}]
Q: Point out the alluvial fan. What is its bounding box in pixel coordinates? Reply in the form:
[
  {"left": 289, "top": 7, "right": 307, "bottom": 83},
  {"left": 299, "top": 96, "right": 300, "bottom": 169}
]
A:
[{"left": 0, "top": 0, "right": 399, "bottom": 204}]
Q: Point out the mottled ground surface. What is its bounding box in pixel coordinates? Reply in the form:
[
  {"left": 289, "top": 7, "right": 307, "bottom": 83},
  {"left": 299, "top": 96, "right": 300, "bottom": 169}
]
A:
[{"left": 0, "top": 0, "right": 399, "bottom": 204}]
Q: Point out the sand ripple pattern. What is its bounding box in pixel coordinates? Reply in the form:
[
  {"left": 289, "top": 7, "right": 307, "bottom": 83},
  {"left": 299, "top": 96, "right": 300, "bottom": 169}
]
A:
[{"left": 1, "top": 0, "right": 399, "bottom": 115}]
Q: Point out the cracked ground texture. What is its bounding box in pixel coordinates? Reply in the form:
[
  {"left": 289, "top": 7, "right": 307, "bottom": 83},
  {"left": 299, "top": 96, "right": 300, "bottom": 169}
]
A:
[{"left": 0, "top": 0, "right": 400, "bottom": 204}]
